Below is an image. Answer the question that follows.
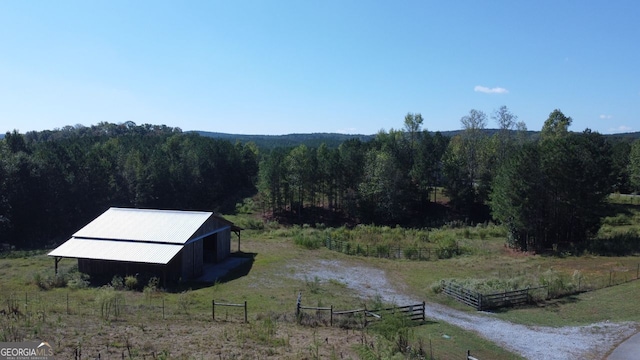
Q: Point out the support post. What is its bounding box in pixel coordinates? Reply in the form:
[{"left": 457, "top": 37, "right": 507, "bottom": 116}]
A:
[
  {"left": 54, "top": 257, "right": 61, "bottom": 275},
  {"left": 212, "top": 300, "right": 215, "bottom": 321},
  {"left": 244, "top": 301, "right": 247, "bottom": 323},
  {"left": 330, "top": 305, "right": 333, "bottom": 327}
]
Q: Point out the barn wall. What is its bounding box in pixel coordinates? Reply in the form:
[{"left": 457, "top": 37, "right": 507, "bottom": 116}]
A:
[
  {"left": 216, "top": 228, "right": 231, "bottom": 262},
  {"left": 77, "top": 259, "right": 168, "bottom": 281},
  {"left": 180, "top": 241, "right": 204, "bottom": 279},
  {"left": 181, "top": 243, "right": 194, "bottom": 279}
]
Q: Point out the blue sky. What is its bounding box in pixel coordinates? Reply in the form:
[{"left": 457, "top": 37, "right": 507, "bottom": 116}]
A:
[{"left": 1, "top": 1, "right": 639, "bottom": 135}]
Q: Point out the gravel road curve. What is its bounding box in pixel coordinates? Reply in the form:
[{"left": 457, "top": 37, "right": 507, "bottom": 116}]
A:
[{"left": 291, "top": 259, "right": 637, "bottom": 360}]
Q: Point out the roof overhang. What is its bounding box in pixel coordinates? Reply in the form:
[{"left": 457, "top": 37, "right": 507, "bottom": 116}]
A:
[{"left": 48, "top": 238, "right": 183, "bottom": 265}]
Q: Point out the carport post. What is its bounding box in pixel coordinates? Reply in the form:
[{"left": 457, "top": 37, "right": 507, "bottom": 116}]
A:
[{"left": 54, "top": 257, "right": 61, "bottom": 275}]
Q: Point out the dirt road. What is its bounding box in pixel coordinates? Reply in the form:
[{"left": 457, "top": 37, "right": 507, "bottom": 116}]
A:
[{"left": 292, "top": 259, "right": 636, "bottom": 360}]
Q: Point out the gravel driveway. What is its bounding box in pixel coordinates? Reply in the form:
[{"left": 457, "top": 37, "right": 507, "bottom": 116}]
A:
[{"left": 291, "top": 259, "right": 637, "bottom": 360}]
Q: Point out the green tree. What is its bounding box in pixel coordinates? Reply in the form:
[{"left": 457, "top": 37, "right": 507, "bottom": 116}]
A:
[
  {"left": 491, "top": 125, "right": 613, "bottom": 251},
  {"left": 491, "top": 143, "right": 545, "bottom": 250},
  {"left": 358, "top": 149, "right": 411, "bottom": 223},
  {"left": 629, "top": 140, "right": 640, "bottom": 193},
  {"left": 492, "top": 106, "right": 517, "bottom": 165},
  {"left": 541, "top": 109, "right": 572, "bottom": 140},
  {"left": 285, "top": 145, "right": 311, "bottom": 217}
]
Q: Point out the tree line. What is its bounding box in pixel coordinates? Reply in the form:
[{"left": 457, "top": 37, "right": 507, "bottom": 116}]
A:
[
  {"left": 2, "top": 109, "right": 640, "bottom": 252},
  {"left": 256, "top": 107, "right": 639, "bottom": 252},
  {"left": 0, "top": 122, "right": 258, "bottom": 248}
]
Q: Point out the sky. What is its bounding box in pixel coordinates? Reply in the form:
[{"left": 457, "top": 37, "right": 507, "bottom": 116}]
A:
[{"left": 1, "top": 1, "right": 639, "bottom": 136}]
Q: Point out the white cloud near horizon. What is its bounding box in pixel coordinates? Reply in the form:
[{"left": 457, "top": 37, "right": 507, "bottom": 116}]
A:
[
  {"left": 599, "top": 114, "right": 613, "bottom": 119},
  {"left": 474, "top": 85, "right": 509, "bottom": 94}
]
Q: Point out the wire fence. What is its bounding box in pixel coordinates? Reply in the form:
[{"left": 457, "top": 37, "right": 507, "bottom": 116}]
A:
[{"left": 0, "top": 290, "right": 252, "bottom": 326}]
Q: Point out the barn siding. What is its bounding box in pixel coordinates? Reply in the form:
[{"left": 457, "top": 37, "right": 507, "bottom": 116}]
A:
[{"left": 216, "top": 229, "right": 231, "bottom": 262}]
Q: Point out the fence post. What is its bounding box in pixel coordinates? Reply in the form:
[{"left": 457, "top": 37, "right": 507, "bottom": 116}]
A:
[
  {"left": 162, "top": 298, "right": 165, "bottom": 320},
  {"left": 296, "top": 292, "right": 302, "bottom": 318},
  {"left": 422, "top": 302, "right": 425, "bottom": 322},
  {"left": 364, "top": 305, "right": 368, "bottom": 328},
  {"left": 610, "top": 270, "right": 613, "bottom": 286},
  {"left": 244, "top": 301, "right": 247, "bottom": 323},
  {"left": 330, "top": 305, "right": 333, "bottom": 327},
  {"left": 212, "top": 300, "right": 215, "bottom": 321}
]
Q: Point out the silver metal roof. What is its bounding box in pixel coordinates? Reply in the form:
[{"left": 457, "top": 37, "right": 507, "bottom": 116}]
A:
[
  {"left": 73, "top": 207, "right": 213, "bottom": 244},
  {"left": 48, "top": 238, "right": 182, "bottom": 264}
]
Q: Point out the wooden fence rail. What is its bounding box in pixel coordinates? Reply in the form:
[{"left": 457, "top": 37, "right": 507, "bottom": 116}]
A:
[
  {"left": 212, "top": 300, "right": 247, "bottom": 323},
  {"left": 441, "top": 281, "right": 545, "bottom": 311},
  {"left": 296, "top": 292, "right": 425, "bottom": 327}
]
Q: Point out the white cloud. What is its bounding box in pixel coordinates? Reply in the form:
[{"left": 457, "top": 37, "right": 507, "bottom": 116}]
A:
[
  {"left": 608, "top": 125, "right": 632, "bottom": 133},
  {"left": 474, "top": 85, "right": 508, "bottom": 94},
  {"left": 599, "top": 114, "right": 613, "bottom": 120}
]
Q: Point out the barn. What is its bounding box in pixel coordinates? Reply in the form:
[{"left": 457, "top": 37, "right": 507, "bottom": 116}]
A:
[{"left": 48, "top": 207, "right": 241, "bottom": 282}]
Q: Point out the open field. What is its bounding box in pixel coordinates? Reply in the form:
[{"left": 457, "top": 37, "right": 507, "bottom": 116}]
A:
[
  {"left": 0, "top": 238, "right": 523, "bottom": 359},
  {"left": 2, "top": 202, "right": 640, "bottom": 359}
]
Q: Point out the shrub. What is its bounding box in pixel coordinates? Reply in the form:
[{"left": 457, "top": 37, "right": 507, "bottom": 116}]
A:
[
  {"left": 32, "top": 272, "right": 67, "bottom": 290},
  {"left": 67, "top": 272, "right": 90, "bottom": 290},
  {"left": 589, "top": 229, "right": 640, "bottom": 256},
  {"left": 240, "top": 217, "right": 265, "bottom": 230},
  {"left": 124, "top": 275, "right": 138, "bottom": 290},
  {"left": 435, "top": 236, "right": 459, "bottom": 259},
  {"left": 375, "top": 244, "right": 390, "bottom": 258},
  {"left": 404, "top": 245, "right": 418, "bottom": 260},
  {"left": 602, "top": 213, "right": 632, "bottom": 226},
  {"left": 293, "top": 234, "right": 323, "bottom": 249},
  {"left": 111, "top": 275, "right": 124, "bottom": 290}
]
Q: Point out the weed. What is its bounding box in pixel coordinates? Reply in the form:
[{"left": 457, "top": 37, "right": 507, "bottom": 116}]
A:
[
  {"left": 110, "top": 275, "right": 124, "bottom": 290},
  {"left": 96, "top": 288, "right": 124, "bottom": 320},
  {"left": 124, "top": 275, "right": 138, "bottom": 290},
  {"left": 305, "top": 276, "right": 321, "bottom": 294}
]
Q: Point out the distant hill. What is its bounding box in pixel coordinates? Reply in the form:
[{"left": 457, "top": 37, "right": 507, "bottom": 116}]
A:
[
  {"left": 194, "top": 129, "right": 640, "bottom": 150},
  {"left": 194, "top": 131, "right": 376, "bottom": 149},
  {"left": 3, "top": 128, "right": 639, "bottom": 146}
]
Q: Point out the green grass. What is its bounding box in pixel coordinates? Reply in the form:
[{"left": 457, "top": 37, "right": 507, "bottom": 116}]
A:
[{"left": 2, "top": 197, "right": 640, "bottom": 358}]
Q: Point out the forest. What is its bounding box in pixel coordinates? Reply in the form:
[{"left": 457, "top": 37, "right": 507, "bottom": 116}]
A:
[{"left": 2, "top": 108, "right": 640, "bottom": 252}]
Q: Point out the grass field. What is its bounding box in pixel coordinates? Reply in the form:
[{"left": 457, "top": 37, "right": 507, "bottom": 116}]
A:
[{"left": 1, "top": 198, "right": 640, "bottom": 359}]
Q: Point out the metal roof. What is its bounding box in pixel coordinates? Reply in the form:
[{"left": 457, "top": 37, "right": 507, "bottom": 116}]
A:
[
  {"left": 48, "top": 238, "right": 182, "bottom": 264},
  {"left": 73, "top": 207, "right": 213, "bottom": 244}
]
